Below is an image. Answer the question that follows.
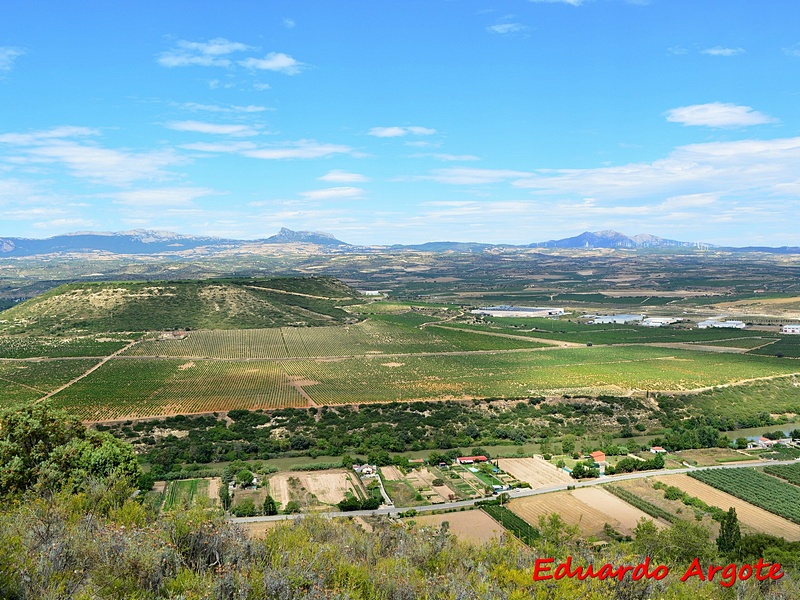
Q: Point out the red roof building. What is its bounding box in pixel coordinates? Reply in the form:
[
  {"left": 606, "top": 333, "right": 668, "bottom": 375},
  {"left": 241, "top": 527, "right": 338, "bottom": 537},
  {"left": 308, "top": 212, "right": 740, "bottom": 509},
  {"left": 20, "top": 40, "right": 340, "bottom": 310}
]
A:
[
  {"left": 589, "top": 451, "right": 606, "bottom": 464},
  {"left": 457, "top": 455, "right": 488, "bottom": 465}
]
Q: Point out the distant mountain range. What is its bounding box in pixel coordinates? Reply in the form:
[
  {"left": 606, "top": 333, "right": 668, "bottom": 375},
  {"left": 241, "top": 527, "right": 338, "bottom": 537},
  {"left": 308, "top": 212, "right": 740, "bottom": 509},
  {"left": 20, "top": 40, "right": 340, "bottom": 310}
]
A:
[{"left": 0, "top": 228, "right": 798, "bottom": 256}]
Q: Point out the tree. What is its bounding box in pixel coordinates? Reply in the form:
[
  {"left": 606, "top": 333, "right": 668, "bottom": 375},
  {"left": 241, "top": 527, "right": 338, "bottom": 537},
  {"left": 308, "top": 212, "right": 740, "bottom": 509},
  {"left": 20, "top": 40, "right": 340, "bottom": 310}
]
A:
[
  {"left": 0, "top": 403, "right": 140, "bottom": 497},
  {"left": 231, "top": 497, "right": 256, "bottom": 517},
  {"left": 219, "top": 483, "right": 232, "bottom": 510},
  {"left": 717, "top": 507, "right": 741, "bottom": 554},
  {"left": 236, "top": 469, "right": 253, "bottom": 488},
  {"left": 263, "top": 494, "right": 278, "bottom": 516}
]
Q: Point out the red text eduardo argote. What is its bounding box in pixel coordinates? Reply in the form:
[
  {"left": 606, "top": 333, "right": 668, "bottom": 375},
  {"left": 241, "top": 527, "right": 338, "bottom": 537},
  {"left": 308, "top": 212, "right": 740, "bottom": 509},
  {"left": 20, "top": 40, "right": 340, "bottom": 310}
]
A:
[{"left": 533, "top": 556, "right": 784, "bottom": 587}]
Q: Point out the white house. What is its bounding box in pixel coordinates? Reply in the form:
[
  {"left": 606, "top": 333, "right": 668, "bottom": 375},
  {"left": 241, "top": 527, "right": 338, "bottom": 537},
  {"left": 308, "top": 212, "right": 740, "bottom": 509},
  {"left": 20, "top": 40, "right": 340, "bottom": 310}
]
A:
[
  {"left": 591, "top": 314, "right": 644, "bottom": 325},
  {"left": 781, "top": 324, "right": 800, "bottom": 335},
  {"left": 697, "top": 319, "right": 746, "bottom": 329}
]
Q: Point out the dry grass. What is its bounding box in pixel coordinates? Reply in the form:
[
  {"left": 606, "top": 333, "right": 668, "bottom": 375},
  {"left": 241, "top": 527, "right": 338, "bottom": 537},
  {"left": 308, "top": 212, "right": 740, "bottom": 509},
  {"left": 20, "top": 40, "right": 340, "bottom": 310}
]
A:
[
  {"left": 410, "top": 510, "right": 503, "bottom": 544},
  {"left": 498, "top": 458, "right": 573, "bottom": 488}
]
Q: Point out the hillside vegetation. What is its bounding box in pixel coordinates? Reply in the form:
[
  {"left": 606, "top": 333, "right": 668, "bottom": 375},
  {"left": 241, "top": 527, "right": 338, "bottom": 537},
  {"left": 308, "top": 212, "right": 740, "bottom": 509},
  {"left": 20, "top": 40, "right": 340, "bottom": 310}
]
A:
[{"left": 0, "top": 277, "right": 362, "bottom": 333}]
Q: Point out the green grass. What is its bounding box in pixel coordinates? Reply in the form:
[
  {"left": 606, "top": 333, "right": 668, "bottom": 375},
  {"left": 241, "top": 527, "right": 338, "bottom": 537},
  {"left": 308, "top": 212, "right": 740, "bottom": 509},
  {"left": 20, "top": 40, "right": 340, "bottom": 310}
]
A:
[{"left": 684, "top": 377, "right": 800, "bottom": 422}]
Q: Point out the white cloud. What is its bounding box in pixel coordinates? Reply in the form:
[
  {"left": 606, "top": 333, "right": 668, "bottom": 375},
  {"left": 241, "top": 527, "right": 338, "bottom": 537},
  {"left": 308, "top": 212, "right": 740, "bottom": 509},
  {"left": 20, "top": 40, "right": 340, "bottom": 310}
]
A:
[
  {"left": 113, "top": 187, "right": 217, "bottom": 206},
  {"left": 665, "top": 102, "right": 777, "bottom": 128},
  {"left": 425, "top": 167, "right": 533, "bottom": 185},
  {"left": 242, "top": 140, "right": 354, "bottom": 160},
  {"left": 0, "top": 47, "right": 24, "bottom": 72},
  {"left": 180, "top": 141, "right": 257, "bottom": 153},
  {"left": 412, "top": 153, "right": 480, "bottom": 162},
  {"left": 239, "top": 52, "right": 305, "bottom": 74},
  {"left": 283, "top": 18, "right": 296, "bottom": 29},
  {"left": 368, "top": 126, "right": 437, "bottom": 138},
  {"left": 511, "top": 136, "right": 800, "bottom": 203},
  {"left": 300, "top": 187, "right": 365, "bottom": 201},
  {"left": 528, "top": 0, "right": 584, "bottom": 5},
  {"left": 487, "top": 23, "right": 528, "bottom": 34},
  {"left": 166, "top": 120, "right": 260, "bottom": 137},
  {"left": 32, "top": 218, "right": 95, "bottom": 230},
  {"left": 158, "top": 38, "right": 252, "bottom": 68},
  {"left": 667, "top": 46, "right": 689, "bottom": 55},
  {"left": 784, "top": 43, "right": 800, "bottom": 58},
  {"left": 701, "top": 46, "right": 745, "bottom": 57},
  {"left": 318, "top": 170, "right": 369, "bottom": 183},
  {"left": 179, "top": 102, "right": 269, "bottom": 113},
  {"left": 0, "top": 126, "right": 183, "bottom": 186}
]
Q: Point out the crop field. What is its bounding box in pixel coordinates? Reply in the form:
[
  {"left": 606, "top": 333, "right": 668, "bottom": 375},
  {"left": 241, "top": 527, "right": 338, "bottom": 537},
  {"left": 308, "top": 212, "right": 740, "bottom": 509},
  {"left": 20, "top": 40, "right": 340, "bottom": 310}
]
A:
[
  {"left": 0, "top": 358, "right": 100, "bottom": 408},
  {"left": 125, "top": 320, "right": 546, "bottom": 360},
  {"left": 654, "top": 474, "right": 800, "bottom": 540},
  {"left": 40, "top": 341, "right": 800, "bottom": 420},
  {"left": 684, "top": 377, "right": 800, "bottom": 422},
  {"left": 688, "top": 469, "right": 800, "bottom": 524},
  {"left": 497, "top": 458, "right": 573, "bottom": 488},
  {"left": 161, "top": 478, "right": 210, "bottom": 511},
  {"left": 48, "top": 359, "right": 307, "bottom": 420},
  {"left": 764, "top": 462, "right": 800, "bottom": 486},
  {"left": 0, "top": 335, "right": 131, "bottom": 359},
  {"left": 749, "top": 336, "right": 800, "bottom": 357},
  {"left": 508, "top": 488, "right": 655, "bottom": 538}
]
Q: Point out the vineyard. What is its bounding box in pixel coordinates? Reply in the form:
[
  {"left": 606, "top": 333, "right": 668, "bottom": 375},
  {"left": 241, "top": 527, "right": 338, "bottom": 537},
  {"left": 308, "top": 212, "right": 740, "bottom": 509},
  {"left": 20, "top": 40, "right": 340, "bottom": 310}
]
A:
[
  {"left": 0, "top": 358, "right": 100, "bottom": 409},
  {"left": 49, "top": 359, "right": 307, "bottom": 420},
  {"left": 481, "top": 504, "right": 540, "bottom": 545},
  {"left": 124, "top": 320, "right": 546, "bottom": 360},
  {"left": 764, "top": 462, "right": 800, "bottom": 487},
  {"left": 689, "top": 468, "right": 800, "bottom": 524},
  {"left": 0, "top": 335, "right": 131, "bottom": 359}
]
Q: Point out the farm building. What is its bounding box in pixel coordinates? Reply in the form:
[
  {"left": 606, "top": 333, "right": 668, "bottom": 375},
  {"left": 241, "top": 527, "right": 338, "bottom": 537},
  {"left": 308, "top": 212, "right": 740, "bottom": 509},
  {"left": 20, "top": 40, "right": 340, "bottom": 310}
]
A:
[
  {"left": 588, "top": 451, "right": 606, "bottom": 464},
  {"left": 697, "top": 319, "right": 746, "bottom": 329},
  {"left": 650, "top": 446, "right": 667, "bottom": 454},
  {"left": 781, "top": 324, "right": 800, "bottom": 335},
  {"left": 471, "top": 305, "right": 564, "bottom": 318},
  {"left": 641, "top": 317, "right": 680, "bottom": 327},
  {"left": 159, "top": 330, "right": 189, "bottom": 341},
  {"left": 591, "top": 314, "right": 643, "bottom": 325},
  {"left": 457, "top": 455, "right": 488, "bottom": 465}
]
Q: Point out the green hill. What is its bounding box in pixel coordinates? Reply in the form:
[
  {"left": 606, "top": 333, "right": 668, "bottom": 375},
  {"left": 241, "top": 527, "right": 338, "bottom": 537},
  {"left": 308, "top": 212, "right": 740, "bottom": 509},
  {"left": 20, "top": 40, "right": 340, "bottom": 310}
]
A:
[{"left": 0, "top": 277, "right": 362, "bottom": 333}]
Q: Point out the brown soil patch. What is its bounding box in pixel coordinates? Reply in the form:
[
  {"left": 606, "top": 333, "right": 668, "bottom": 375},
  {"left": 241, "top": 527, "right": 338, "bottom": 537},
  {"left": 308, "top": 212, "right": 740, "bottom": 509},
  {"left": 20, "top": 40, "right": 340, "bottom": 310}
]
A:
[
  {"left": 207, "top": 477, "right": 221, "bottom": 503},
  {"left": 411, "top": 510, "right": 503, "bottom": 544},
  {"left": 509, "top": 488, "right": 660, "bottom": 538},
  {"left": 655, "top": 474, "right": 800, "bottom": 541},
  {"left": 178, "top": 361, "right": 195, "bottom": 370},
  {"left": 239, "top": 520, "right": 282, "bottom": 538},
  {"left": 380, "top": 466, "right": 405, "bottom": 481},
  {"left": 498, "top": 458, "right": 573, "bottom": 488},
  {"left": 381, "top": 362, "right": 405, "bottom": 367},
  {"left": 266, "top": 469, "right": 365, "bottom": 509}
]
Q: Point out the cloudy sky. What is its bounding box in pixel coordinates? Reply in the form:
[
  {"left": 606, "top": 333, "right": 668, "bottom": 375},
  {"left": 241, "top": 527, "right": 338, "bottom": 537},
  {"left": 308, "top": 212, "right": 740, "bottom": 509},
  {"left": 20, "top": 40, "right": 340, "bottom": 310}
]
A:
[{"left": 1, "top": 0, "right": 799, "bottom": 245}]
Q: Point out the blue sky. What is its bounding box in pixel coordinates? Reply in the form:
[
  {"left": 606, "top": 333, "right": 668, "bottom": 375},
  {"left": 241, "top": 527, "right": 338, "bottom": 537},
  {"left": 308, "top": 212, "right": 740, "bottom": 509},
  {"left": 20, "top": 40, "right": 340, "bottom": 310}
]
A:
[{"left": 1, "top": 0, "right": 799, "bottom": 245}]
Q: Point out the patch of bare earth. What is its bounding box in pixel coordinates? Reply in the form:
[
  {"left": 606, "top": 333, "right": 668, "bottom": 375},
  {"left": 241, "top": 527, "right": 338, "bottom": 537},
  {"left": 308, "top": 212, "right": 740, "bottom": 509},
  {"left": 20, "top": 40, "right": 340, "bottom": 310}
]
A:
[
  {"left": 410, "top": 510, "right": 503, "bottom": 544},
  {"left": 498, "top": 458, "right": 573, "bottom": 488},
  {"left": 654, "top": 474, "right": 800, "bottom": 541}
]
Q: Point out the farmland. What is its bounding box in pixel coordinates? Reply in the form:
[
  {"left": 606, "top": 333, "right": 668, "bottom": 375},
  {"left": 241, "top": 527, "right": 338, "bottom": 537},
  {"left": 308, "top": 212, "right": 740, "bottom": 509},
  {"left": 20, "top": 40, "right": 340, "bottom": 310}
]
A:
[
  {"left": 408, "top": 510, "right": 503, "bottom": 544},
  {"left": 508, "top": 487, "right": 658, "bottom": 538},
  {"left": 497, "top": 458, "right": 573, "bottom": 488},
  {"left": 265, "top": 469, "right": 366, "bottom": 510},
  {"left": 688, "top": 468, "right": 800, "bottom": 524},
  {"left": 764, "top": 462, "right": 800, "bottom": 486},
  {"left": 0, "top": 358, "right": 100, "bottom": 409},
  {"left": 653, "top": 473, "right": 800, "bottom": 540}
]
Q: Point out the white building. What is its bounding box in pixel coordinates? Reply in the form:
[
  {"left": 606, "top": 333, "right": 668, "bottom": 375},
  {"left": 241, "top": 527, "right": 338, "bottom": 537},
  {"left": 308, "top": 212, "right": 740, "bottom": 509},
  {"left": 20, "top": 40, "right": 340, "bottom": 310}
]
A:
[
  {"left": 591, "top": 314, "right": 644, "bottom": 325},
  {"left": 697, "top": 319, "right": 746, "bottom": 329},
  {"left": 781, "top": 324, "right": 800, "bottom": 335},
  {"left": 471, "top": 306, "right": 565, "bottom": 318},
  {"left": 641, "top": 317, "right": 680, "bottom": 327}
]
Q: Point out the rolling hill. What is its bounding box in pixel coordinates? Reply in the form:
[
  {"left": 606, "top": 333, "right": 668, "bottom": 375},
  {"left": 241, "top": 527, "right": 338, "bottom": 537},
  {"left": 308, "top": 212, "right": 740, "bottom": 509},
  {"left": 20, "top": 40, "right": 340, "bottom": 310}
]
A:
[{"left": 0, "top": 277, "right": 362, "bottom": 333}]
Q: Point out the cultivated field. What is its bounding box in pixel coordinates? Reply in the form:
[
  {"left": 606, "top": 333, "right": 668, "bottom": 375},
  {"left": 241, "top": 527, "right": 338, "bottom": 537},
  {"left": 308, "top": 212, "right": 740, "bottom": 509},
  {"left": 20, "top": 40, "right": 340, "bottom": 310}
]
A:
[
  {"left": 266, "top": 469, "right": 365, "bottom": 510},
  {"left": 508, "top": 488, "right": 657, "bottom": 538},
  {"left": 654, "top": 474, "right": 800, "bottom": 540},
  {"left": 498, "top": 458, "right": 573, "bottom": 488},
  {"left": 410, "top": 510, "right": 503, "bottom": 544}
]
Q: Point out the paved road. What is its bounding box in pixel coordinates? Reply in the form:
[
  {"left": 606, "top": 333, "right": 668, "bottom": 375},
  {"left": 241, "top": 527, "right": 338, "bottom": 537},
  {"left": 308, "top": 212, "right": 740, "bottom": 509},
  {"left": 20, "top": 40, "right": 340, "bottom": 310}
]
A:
[{"left": 230, "top": 458, "right": 799, "bottom": 525}]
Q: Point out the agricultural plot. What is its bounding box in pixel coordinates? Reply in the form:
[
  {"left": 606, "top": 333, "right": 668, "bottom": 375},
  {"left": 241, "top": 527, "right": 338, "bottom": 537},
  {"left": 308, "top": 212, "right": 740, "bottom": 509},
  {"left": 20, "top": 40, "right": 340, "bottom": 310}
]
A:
[
  {"left": 764, "top": 462, "right": 800, "bottom": 486},
  {"left": 749, "top": 336, "right": 800, "bottom": 357},
  {"left": 687, "top": 469, "right": 800, "bottom": 525},
  {"left": 508, "top": 488, "right": 654, "bottom": 538},
  {"left": 0, "top": 358, "right": 100, "bottom": 408},
  {"left": 48, "top": 359, "right": 307, "bottom": 420},
  {"left": 266, "top": 469, "right": 365, "bottom": 510},
  {"left": 0, "top": 335, "right": 130, "bottom": 359},
  {"left": 409, "top": 510, "right": 503, "bottom": 544},
  {"left": 657, "top": 473, "right": 800, "bottom": 539},
  {"left": 161, "top": 478, "right": 210, "bottom": 511},
  {"left": 498, "top": 458, "right": 573, "bottom": 488}
]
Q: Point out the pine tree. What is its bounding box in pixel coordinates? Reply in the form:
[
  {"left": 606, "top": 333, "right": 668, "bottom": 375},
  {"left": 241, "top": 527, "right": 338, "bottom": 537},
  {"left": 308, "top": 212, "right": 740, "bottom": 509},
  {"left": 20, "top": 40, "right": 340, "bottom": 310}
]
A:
[
  {"left": 717, "top": 507, "right": 741, "bottom": 553},
  {"left": 263, "top": 494, "right": 278, "bottom": 516}
]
